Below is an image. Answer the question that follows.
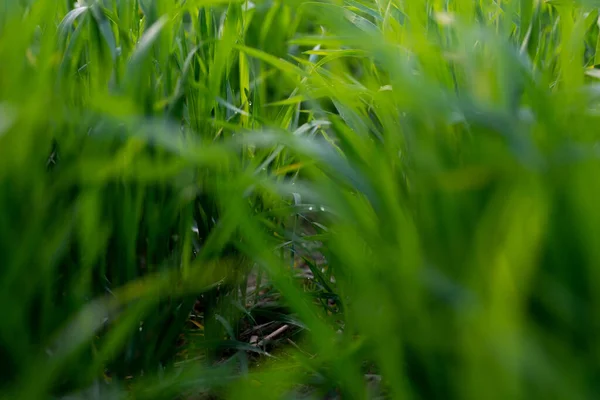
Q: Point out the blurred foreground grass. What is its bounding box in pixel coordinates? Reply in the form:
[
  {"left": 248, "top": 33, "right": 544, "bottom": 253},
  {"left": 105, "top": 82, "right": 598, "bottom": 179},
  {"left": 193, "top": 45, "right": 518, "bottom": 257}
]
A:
[{"left": 2, "top": 0, "right": 600, "bottom": 398}]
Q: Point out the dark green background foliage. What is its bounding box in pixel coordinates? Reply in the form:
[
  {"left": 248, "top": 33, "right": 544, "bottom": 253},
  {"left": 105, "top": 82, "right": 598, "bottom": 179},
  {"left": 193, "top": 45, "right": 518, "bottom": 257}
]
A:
[{"left": 1, "top": 0, "right": 600, "bottom": 398}]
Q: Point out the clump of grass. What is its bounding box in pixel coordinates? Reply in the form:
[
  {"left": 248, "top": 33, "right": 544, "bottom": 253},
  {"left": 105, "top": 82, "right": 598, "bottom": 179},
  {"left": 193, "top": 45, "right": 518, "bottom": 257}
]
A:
[{"left": 2, "top": 0, "right": 600, "bottom": 399}]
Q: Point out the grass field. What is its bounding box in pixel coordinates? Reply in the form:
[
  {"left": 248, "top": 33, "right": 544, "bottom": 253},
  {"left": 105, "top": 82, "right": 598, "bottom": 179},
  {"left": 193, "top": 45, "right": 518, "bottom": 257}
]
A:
[{"left": 2, "top": 0, "right": 600, "bottom": 398}]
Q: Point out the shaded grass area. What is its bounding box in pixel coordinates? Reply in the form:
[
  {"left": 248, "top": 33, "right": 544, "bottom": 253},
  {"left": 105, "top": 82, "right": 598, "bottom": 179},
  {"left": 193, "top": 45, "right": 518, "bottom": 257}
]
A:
[{"left": 2, "top": 0, "right": 600, "bottom": 398}]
